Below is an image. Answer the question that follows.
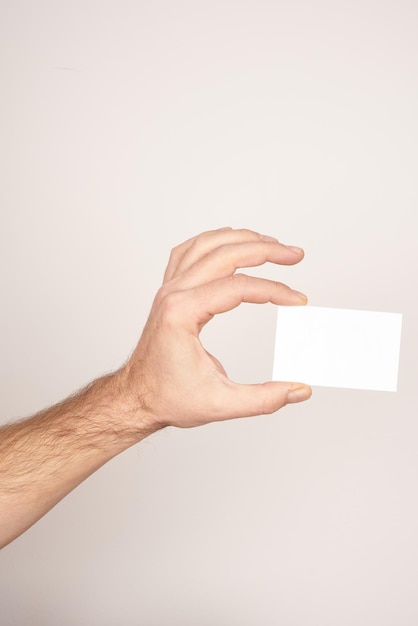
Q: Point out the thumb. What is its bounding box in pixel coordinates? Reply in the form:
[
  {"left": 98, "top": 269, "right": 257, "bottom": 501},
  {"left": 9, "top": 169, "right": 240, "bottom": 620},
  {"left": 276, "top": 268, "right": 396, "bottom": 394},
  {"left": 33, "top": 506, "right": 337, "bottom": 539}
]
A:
[{"left": 217, "top": 380, "right": 312, "bottom": 420}]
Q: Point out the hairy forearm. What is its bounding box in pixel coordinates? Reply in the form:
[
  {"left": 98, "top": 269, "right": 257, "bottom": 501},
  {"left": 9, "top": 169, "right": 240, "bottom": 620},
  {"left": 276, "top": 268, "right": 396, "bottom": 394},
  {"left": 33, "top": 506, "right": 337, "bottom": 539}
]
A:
[{"left": 0, "top": 370, "right": 159, "bottom": 548}]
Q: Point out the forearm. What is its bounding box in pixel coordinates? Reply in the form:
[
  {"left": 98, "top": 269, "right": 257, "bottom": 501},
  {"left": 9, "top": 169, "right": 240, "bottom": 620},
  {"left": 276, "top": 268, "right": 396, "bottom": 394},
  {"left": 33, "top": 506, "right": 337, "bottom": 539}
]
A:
[{"left": 0, "top": 370, "right": 159, "bottom": 549}]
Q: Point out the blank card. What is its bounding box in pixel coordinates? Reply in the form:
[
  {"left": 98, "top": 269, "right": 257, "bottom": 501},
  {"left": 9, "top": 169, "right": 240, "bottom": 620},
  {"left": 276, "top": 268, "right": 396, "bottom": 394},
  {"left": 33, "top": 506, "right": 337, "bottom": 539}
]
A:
[{"left": 273, "top": 306, "right": 403, "bottom": 392}]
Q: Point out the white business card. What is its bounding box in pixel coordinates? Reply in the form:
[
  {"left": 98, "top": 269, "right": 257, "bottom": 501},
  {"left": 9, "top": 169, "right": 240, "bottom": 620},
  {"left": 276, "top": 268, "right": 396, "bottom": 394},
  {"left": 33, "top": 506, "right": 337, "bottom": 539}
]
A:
[{"left": 273, "top": 305, "right": 403, "bottom": 392}]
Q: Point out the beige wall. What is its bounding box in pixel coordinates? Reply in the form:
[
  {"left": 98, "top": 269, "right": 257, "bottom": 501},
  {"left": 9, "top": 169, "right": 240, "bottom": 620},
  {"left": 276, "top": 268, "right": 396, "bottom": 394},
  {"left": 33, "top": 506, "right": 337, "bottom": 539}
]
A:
[{"left": 1, "top": 1, "right": 418, "bottom": 623}]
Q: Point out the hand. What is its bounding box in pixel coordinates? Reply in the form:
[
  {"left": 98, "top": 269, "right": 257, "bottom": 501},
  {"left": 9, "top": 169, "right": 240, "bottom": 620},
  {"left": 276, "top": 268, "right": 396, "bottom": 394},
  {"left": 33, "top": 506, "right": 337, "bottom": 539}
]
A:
[
  {"left": 122, "top": 227, "right": 312, "bottom": 430},
  {"left": 0, "top": 227, "right": 311, "bottom": 548},
  {"left": 0, "top": 227, "right": 311, "bottom": 546}
]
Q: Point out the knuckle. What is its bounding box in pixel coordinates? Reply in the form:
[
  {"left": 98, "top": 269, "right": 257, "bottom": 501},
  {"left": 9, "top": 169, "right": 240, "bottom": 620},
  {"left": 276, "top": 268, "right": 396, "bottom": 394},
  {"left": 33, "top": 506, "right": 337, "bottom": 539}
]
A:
[
  {"left": 261, "top": 384, "right": 284, "bottom": 414},
  {"left": 153, "top": 284, "right": 169, "bottom": 307},
  {"left": 168, "top": 245, "right": 181, "bottom": 265},
  {"left": 230, "top": 272, "right": 248, "bottom": 291},
  {"left": 189, "top": 237, "right": 202, "bottom": 254},
  {"left": 233, "top": 272, "right": 248, "bottom": 284},
  {"left": 236, "top": 227, "right": 255, "bottom": 237},
  {"left": 159, "top": 290, "right": 185, "bottom": 326}
]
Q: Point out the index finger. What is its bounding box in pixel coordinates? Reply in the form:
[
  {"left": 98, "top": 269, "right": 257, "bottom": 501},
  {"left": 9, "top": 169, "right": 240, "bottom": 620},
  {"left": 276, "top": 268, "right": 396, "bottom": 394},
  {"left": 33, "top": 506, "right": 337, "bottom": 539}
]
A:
[{"left": 189, "top": 273, "right": 307, "bottom": 328}]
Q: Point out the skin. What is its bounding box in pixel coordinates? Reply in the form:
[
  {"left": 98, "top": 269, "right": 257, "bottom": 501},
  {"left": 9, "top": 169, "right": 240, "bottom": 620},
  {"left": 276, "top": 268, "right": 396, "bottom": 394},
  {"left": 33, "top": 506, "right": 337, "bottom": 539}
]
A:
[{"left": 0, "top": 227, "right": 311, "bottom": 549}]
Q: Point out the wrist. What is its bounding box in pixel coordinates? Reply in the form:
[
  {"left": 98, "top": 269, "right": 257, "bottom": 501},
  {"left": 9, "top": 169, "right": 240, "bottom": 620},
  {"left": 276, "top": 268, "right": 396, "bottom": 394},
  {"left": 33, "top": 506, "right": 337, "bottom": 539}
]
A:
[{"left": 107, "top": 366, "right": 163, "bottom": 444}]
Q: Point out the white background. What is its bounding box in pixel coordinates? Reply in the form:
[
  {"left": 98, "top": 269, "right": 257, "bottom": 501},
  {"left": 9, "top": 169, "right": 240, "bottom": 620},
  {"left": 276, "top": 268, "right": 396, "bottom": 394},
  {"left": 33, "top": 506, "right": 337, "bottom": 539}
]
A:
[{"left": 1, "top": 1, "right": 418, "bottom": 624}]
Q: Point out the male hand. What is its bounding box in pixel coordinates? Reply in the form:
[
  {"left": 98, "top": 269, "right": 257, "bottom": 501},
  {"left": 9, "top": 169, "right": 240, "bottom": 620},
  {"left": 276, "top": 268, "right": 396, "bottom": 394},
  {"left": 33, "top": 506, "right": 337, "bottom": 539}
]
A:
[
  {"left": 0, "top": 227, "right": 312, "bottom": 547},
  {"left": 122, "top": 227, "right": 312, "bottom": 430}
]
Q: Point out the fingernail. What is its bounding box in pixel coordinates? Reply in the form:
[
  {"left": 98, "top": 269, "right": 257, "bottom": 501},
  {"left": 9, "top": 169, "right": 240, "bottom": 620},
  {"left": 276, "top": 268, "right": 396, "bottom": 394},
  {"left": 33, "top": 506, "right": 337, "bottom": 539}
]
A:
[
  {"left": 260, "top": 234, "right": 279, "bottom": 242},
  {"left": 286, "top": 384, "right": 312, "bottom": 403},
  {"left": 287, "top": 245, "right": 304, "bottom": 254},
  {"left": 292, "top": 290, "right": 308, "bottom": 304}
]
